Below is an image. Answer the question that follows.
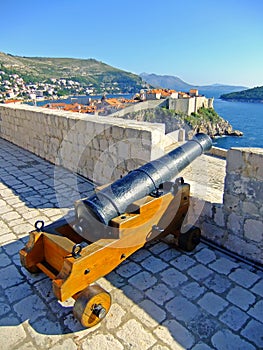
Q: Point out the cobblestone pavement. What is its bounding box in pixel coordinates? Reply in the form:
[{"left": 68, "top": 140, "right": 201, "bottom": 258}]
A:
[{"left": 0, "top": 138, "right": 263, "bottom": 350}]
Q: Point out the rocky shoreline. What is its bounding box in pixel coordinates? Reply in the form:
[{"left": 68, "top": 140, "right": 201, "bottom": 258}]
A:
[{"left": 118, "top": 107, "right": 243, "bottom": 139}]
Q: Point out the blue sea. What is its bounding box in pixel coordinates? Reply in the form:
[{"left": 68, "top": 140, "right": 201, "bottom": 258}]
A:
[{"left": 212, "top": 99, "right": 263, "bottom": 149}]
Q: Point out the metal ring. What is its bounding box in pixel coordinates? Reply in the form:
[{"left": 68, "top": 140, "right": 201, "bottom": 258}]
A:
[
  {"left": 35, "top": 220, "right": 44, "bottom": 232},
  {"left": 72, "top": 243, "right": 82, "bottom": 258}
]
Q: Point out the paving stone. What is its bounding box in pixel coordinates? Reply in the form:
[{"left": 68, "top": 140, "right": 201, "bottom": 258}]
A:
[
  {"left": 82, "top": 334, "right": 123, "bottom": 350},
  {"left": 140, "top": 256, "right": 169, "bottom": 273},
  {"left": 131, "top": 300, "right": 166, "bottom": 328},
  {"left": 159, "top": 247, "right": 181, "bottom": 262},
  {"left": 0, "top": 251, "right": 12, "bottom": 267},
  {"left": 14, "top": 294, "right": 48, "bottom": 323},
  {"left": 1, "top": 138, "right": 263, "bottom": 350},
  {"left": 194, "top": 247, "right": 217, "bottom": 264},
  {"left": 166, "top": 296, "right": 199, "bottom": 322},
  {"left": 170, "top": 255, "right": 195, "bottom": 270},
  {"left": 0, "top": 324, "right": 27, "bottom": 349},
  {"left": 116, "top": 261, "right": 141, "bottom": 278},
  {"left": 198, "top": 292, "right": 228, "bottom": 316},
  {"left": 145, "top": 283, "right": 174, "bottom": 305},
  {"left": 241, "top": 319, "right": 263, "bottom": 348},
  {"left": 149, "top": 241, "right": 169, "bottom": 254},
  {"left": 248, "top": 300, "right": 263, "bottom": 322},
  {"left": 128, "top": 248, "right": 151, "bottom": 262},
  {"left": 154, "top": 319, "right": 195, "bottom": 349},
  {"left": 26, "top": 319, "right": 63, "bottom": 348},
  {"left": 128, "top": 271, "right": 157, "bottom": 291},
  {"left": 251, "top": 279, "right": 263, "bottom": 297},
  {"left": 226, "top": 286, "right": 256, "bottom": 311},
  {"left": 2, "top": 211, "right": 21, "bottom": 222},
  {"left": 0, "top": 301, "right": 11, "bottom": 316},
  {"left": 192, "top": 342, "right": 214, "bottom": 350},
  {"left": 1, "top": 264, "right": 25, "bottom": 288},
  {"left": 18, "top": 342, "right": 38, "bottom": 350},
  {"left": 121, "top": 284, "right": 144, "bottom": 304},
  {"left": 117, "top": 319, "right": 156, "bottom": 349},
  {"left": 212, "top": 329, "right": 256, "bottom": 350},
  {"left": 50, "top": 339, "right": 78, "bottom": 350},
  {"left": 35, "top": 279, "right": 57, "bottom": 303},
  {"left": 161, "top": 267, "right": 188, "bottom": 288},
  {"left": 229, "top": 268, "right": 260, "bottom": 288},
  {"left": 0, "top": 204, "right": 13, "bottom": 214},
  {"left": 152, "top": 345, "right": 170, "bottom": 350},
  {"left": 188, "top": 313, "right": 221, "bottom": 341},
  {"left": 6, "top": 282, "right": 33, "bottom": 303},
  {"left": 204, "top": 274, "right": 232, "bottom": 294},
  {"left": 0, "top": 233, "right": 17, "bottom": 244},
  {"left": 3, "top": 239, "right": 25, "bottom": 256},
  {"left": 180, "top": 281, "right": 205, "bottom": 300},
  {"left": 187, "top": 264, "right": 213, "bottom": 281},
  {"left": 209, "top": 257, "right": 239, "bottom": 275},
  {"left": 105, "top": 303, "right": 126, "bottom": 329},
  {"left": 219, "top": 305, "right": 249, "bottom": 331}
]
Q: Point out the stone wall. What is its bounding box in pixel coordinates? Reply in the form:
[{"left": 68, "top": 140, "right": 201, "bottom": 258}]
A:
[
  {"left": 0, "top": 103, "right": 166, "bottom": 184},
  {"left": 189, "top": 148, "right": 263, "bottom": 265},
  {"left": 223, "top": 148, "right": 263, "bottom": 262},
  {"left": 0, "top": 103, "right": 262, "bottom": 264},
  {"left": 168, "top": 96, "right": 214, "bottom": 115}
]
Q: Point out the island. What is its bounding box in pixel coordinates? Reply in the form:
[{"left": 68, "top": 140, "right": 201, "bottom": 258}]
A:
[{"left": 220, "top": 86, "right": 263, "bottom": 103}]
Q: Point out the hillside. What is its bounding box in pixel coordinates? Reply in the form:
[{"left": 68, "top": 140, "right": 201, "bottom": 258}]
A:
[
  {"left": 220, "top": 86, "right": 263, "bottom": 102},
  {"left": 0, "top": 52, "right": 146, "bottom": 93},
  {"left": 140, "top": 73, "right": 247, "bottom": 98}
]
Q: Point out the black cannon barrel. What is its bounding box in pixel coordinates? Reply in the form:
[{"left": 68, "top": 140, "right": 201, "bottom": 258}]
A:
[{"left": 76, "top": 133, "right": 212, "bottom": 226}]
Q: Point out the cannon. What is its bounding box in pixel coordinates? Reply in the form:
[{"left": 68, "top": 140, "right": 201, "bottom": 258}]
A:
[{"left": 20, "top": 133, "right": 212, "bottom": 328}]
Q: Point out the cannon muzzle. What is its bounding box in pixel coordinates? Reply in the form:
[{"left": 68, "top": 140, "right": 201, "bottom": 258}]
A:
[{"left": 75, "top": 133, "right": 212, "bottom": 231}]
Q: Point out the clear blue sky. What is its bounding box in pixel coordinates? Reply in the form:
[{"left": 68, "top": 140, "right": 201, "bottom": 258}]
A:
[{"left": 1, "top": 0, "right": 262, "bottom": 87}]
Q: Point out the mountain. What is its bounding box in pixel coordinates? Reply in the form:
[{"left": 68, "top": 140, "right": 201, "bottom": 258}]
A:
[
  {"left": 221, "top": 86, "right": 263, "bottom": 102},
  {"left": 140, "top": 73, "right": 192, "bottom": 91},
  {"left": 140, "top": 73, "right": 248, "bottom": 98},
  {"left": 0, "top": 52, "right": 147, "bottom": 93}
]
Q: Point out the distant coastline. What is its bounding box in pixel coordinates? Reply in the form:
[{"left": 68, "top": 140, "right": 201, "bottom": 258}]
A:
[{"left": 220, "top": 86, "right": 263, "bottom": 103}]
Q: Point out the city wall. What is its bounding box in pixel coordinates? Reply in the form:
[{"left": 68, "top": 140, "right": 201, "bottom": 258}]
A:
[
  {"left": 0, "top": 103, "right": 262, "bottom": 264},
  {"left": 188, "top": 148, "right": 263, "bottom": 265},
  {"left": 0, "top": 103, "right": 167, "bottom": 184}
]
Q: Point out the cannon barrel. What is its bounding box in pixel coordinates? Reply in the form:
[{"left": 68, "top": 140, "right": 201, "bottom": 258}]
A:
[{"left": 76, "top": 133, "right": 212, "bottom": 226}]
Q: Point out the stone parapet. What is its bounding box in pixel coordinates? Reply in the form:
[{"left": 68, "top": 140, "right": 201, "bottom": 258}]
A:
[
  {"left": 1, "top": 103, "right": 262, "bottom": 264},
  {"left": 185, "top": 148, "right": 263, "bottom": 265},
  {"left": 0, "top": 103, "right": 166, "bottom": 184},
  {"left": 223, "top": 148, "right": 263, "bottom": 263}
]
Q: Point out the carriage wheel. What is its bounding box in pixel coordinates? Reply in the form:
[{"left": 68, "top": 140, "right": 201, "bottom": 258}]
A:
[
  {"left": 178, "top": 226, "right": 201, "bottom": 251},
  {"left": 73, "top": 284, "right": 111, "bottom": 328}
]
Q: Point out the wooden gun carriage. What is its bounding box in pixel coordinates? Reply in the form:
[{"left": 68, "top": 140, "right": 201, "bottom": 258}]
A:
[{"left": 20, "top": 133, "right": 212, "bottom": 328}]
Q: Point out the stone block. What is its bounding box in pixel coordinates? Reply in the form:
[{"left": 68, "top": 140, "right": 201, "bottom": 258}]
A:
[
  {"left": 201, "top": 221, "right": 226, "bottom": 243},
  {"left": 242, "top": 200, "right": 260, "bottom": 217},
  {"left": 244, "top": 219, "right": 263, "bottom": 242},
  {"left": 198, "top": 292, "right": 228, "bottom": 316},
  {"left": 213, "top": 204, "right": 225, "bottom": 227},
  {"left": 226, "top": 148, "right": 244, "bottom": 173},
  {"left": 212, "top": 329, "right": 255, "bottom": 350},
  {"left": 227, "top": 212, "right": 243, "bottom": 235}
]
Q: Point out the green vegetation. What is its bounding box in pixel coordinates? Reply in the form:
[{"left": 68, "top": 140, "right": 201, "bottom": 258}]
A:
[
  {"left": 183, "top": 107, "right": 222, "bottom": 127},
  {"left": 221, "top": 86, "right": 263, "bottom": 102},
  {"left": 0, "top": 52, "right": 146, "bottom": 93}
]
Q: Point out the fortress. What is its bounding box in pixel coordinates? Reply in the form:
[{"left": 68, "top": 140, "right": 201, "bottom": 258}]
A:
[
  {"left": 141, "top": 88, "right": 214, "bottom": 116},
  {"left": 0, "top": 103, "right": 262, "bottom": 265}
]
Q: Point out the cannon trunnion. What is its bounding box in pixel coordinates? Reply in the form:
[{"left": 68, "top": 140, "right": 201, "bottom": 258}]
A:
[{"left": 20, "top": 133, "right": 212, "bottom": 328}]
